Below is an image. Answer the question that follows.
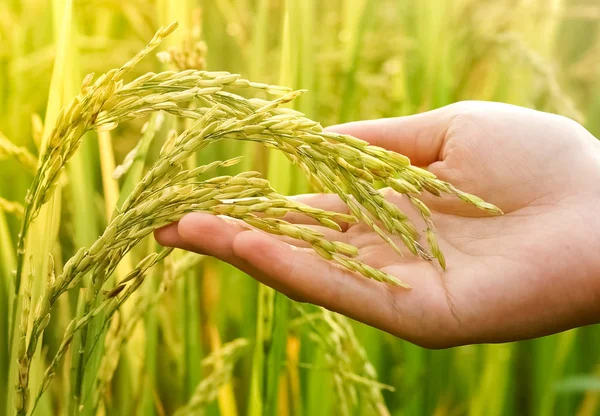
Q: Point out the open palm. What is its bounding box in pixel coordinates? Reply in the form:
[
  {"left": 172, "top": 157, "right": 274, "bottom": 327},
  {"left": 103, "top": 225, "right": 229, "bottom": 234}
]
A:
[{"left": 156, "top": 101, "right": 600, "bottom": 348}]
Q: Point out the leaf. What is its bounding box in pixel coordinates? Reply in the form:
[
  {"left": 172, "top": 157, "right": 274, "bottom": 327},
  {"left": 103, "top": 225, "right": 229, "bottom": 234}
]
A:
[{"left": 555, "top": 375, "right": 600, "bottom": 393}]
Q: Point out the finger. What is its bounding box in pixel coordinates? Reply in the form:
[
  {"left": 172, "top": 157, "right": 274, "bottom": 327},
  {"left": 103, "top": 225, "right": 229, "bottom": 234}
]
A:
[
  {"left": 155, "top": 213, "right": 347, "bottom": 253},
  {"left": 326, "top": 105, "right": 458, "bottom": 166},
  {"left": 162, "top": 215, "right": 292, "bottom": 295},
  {"left": 154, "top": 223, "right": 183, "bottom": 247},
  {"left": 156, "top": 214, "right": 250, "bottom": 272}
]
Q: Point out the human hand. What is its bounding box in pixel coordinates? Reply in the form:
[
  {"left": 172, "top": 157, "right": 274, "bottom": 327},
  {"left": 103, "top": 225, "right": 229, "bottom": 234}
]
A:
[{"left": 155, "top": 101, "right": 600, "bottom": 348}]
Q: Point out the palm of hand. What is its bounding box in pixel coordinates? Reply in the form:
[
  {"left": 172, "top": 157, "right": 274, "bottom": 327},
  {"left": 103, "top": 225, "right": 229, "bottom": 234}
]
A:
[{"left": 341, "top": 103, "right": 600, "bottom": 346}]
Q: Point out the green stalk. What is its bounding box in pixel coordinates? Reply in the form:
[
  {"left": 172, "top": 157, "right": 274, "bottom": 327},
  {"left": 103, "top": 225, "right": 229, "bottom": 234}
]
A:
[
  {"left": 141, "top": 240, "right": 162, "bottom": 416},
  {"left": 69, "top": 289, "right": 88, "bottom": 415},
  {"left": 290, "top": 0, "right": 313, "bottom": 193},
  {"left": 352, "top": 324, "right": 383, "bottom": 415},
  {"left": 0, "top": 211, "right": 15, "bottom": 411},
  {"left": 576, "top": 327, "right": 600, "bottom": 415},
  {"left": 115, "top": 114, "right": 161, "bottom": 211},
  {"left": 399, "top": 343, "right": 426, "bottom": 415},
  {"left": 250, "top": 4, "right": 294, "bottom": 415},
  {"left": 249, "top": 0, "right": 269, "bottom": 82},
  {"left": 264, "top": 296, "right": 289, "bottom": 415},
  {"left": 452, "top": 345, "right": 480, "bottom": 415},
  {"left": 9, "top": 0, "right": 70, "bottom": 353},
  {"left": 215, "top": 261, "right": 257, "bottom": 414},
  {"left": 302, "top": 338, "right": 333, "bottom": 416},
  {"left": 248, "top": 279, "right": 270, "bottom": 416},
  {"left": 8, "top": 1, "right": 72, "bottom": 414},
  {"left": 178, "top": 263, "right": 203, "bottom": 401},
  {"left": 539, "top": 330, "right": 578, "bottom": 415},
  {"left": 105, "top": 113, "right": 160, "bottom": 415},
  {"left": 243, "top": 0, "right": 270, "bottom": 173},
  {"left": 63, "top": 14, "right": 110, "bottom": 415},
  {"left": 339, "top": 0, "right": 373, "bottom": 123},
  {"left": 182, "top": 140, "right": 203, "bottom": 411},
  {"left": 469, "top": 344, "right": 513, "bottom": 416},
  {"left": 156, "top": 4, "right": 207, "bottom": 414}
]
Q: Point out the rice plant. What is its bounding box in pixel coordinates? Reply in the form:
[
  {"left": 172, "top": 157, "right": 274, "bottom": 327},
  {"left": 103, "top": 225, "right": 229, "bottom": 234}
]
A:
[{"left": 1, "top": 1, "right": 599, "bottom": 416}]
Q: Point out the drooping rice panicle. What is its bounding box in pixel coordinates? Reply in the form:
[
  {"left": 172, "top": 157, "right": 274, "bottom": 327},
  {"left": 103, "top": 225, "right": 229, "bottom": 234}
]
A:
[{"left": 15, "top": 24, "right": 499, "bottom": 302}]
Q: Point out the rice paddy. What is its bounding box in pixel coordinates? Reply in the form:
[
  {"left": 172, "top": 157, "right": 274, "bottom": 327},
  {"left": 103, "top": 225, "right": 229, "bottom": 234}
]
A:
[{"left": 1, "top": 1, "right": 600, "bottom": 415}]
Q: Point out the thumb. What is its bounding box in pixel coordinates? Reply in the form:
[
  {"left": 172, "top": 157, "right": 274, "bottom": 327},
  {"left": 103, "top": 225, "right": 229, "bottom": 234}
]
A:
[
  {"left": 327, "top": 103, "right": 500, "bottom": 216},
  {"left": 326, "top": 104, "right": 459, "bottom": 167}
]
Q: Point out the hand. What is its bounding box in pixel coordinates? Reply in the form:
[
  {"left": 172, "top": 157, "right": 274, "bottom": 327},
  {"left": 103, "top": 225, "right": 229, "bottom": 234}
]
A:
[{"left": 155, "top": 101, "right": 600, "bottom": 348}]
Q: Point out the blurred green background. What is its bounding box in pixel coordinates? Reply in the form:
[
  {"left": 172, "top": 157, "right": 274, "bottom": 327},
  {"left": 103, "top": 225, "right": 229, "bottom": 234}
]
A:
[{"left": 1, "top": 0, "right": 600, "bottom": 415}]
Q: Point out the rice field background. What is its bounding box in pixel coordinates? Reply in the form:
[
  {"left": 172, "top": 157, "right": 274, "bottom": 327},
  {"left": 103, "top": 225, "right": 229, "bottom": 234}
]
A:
[{"left": 1, "top": 0, "right": 600, "bottom": 415}]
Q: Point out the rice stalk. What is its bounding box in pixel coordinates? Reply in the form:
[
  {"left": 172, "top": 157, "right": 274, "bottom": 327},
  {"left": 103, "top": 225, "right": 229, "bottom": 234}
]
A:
[
  {"left": 98, "top": 129, "right": 120, "bottom": 217},
  {"left": 0, "top": 210, "right": 15, "bottom": 415},
  {"left": 112, "top": 113, "right": 163, "bottom": 414},
  {"left": 339, "top": 0, "right": 374, "bottom": 123},
  {"left": 255, "top": 6, "right": 295, "bottom": 414},
  {"left": 292, "top": 306, "right": 393, "bottom": 416},
  {"left": 12, "top": 21, "right": 181, "bottom": 321},
  {"left": 539, "top": 330, "right": 578, "bottom": 415},
  {"left": 30, "top": 248, "right": 173, "bottom": 414},
  {"left": 92, "top": 250, "right": 196, "bottom": 410},
  {"left": 469, "top": 343, "right": 512, "bottom": 416},
  {"left": 65, "top": 48, "right": 106, "bottom": 416},
  {"left": 10, "top": 2, "right": 73, "bottom": 415},
  {"left": 172, "top": 339, "right": 250, "bottom": 416}
]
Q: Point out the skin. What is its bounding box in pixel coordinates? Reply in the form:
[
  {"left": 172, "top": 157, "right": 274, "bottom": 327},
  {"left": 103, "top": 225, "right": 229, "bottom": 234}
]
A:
[{"left": 155, "top": 101, "right": 600, "bottom": 348}]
